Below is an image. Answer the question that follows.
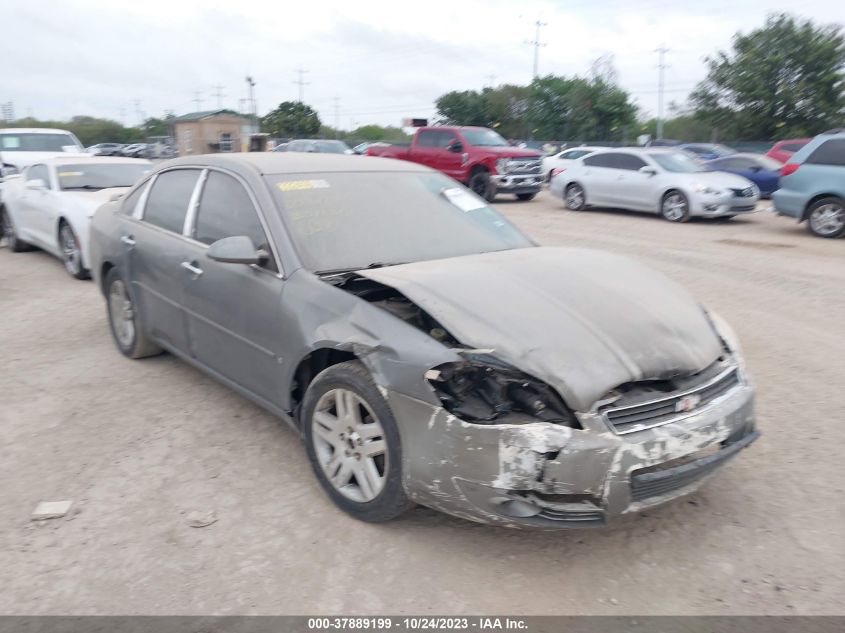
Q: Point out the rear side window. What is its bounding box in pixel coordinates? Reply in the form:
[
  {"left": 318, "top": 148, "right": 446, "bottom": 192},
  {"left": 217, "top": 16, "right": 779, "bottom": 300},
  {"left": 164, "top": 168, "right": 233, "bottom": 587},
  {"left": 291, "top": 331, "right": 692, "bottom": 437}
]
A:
[
  {"left": 583, "top": 153, "right": 615, "bottom": 167},
  {"left": 805, "top": 139, "right": 845, "bottom": 166},
  {"left": 142, "top": 169, "right": 199, "bottom": 233},
  {"left": 193, "top": 172, "right": 277, "bottom": 271}
]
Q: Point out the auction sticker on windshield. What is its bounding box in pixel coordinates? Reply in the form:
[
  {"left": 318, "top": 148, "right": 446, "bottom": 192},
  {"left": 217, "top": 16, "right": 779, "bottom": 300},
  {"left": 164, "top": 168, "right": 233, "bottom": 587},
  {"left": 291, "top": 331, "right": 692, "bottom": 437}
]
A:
[
  {"left": 442, "top": 187, "right": 487, "bottom": 212},
  {"left": 277, "top": 179, "right": 331, "bottom": 192}
]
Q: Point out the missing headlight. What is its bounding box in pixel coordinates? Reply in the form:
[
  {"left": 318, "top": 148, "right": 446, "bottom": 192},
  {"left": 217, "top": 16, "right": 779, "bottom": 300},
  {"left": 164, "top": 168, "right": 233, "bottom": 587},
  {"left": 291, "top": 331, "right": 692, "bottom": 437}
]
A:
[{"left": 426, "top": 355, "right": 580, "bottom": 428}]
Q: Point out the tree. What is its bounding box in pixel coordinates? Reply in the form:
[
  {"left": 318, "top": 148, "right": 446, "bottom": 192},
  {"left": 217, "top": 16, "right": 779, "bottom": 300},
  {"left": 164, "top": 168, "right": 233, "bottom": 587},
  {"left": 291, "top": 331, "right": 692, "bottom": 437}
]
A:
[
  {"left": 435, "top": 90, "right": 490, "bottom": 127},
  {"left": 690, "top": 13, "right": 845, "bottom": 140},
  {"left": 261, "top": 101, "right": 321, "bottom": 138},
  {"left": 140, "top": 117, "right": 170, "bottom": 137}
]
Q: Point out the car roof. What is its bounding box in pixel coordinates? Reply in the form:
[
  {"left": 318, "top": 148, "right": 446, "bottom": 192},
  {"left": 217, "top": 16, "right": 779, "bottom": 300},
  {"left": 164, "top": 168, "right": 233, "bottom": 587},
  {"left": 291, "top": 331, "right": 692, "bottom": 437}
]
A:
[
  {"left": 0, "top": 128, "right": 76, "bottom": 135},
  {"left": 158, "top": 152, "right": 429, "bottom": 175}
]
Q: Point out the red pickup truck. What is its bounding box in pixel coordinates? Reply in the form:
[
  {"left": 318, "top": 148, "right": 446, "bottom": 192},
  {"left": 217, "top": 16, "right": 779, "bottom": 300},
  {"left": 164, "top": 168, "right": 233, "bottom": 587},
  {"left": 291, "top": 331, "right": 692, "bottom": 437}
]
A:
[{"left": 367, "top": 126, "right": 543, "bottom": 201}]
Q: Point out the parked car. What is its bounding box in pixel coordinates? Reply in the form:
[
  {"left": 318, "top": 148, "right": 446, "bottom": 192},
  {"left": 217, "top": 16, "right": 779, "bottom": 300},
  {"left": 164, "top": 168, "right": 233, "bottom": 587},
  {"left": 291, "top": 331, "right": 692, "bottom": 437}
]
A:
[
  {"left": 87, "top": 143, "right": 124, "bottom": 156},
  {"left": 766, "top": 138, "right": 811, "bottom": 164},
  {"left": 550, "top": 148, "right": 760, "bottom": 222},
  {"left": 1, "top": 127, "right": 85, "bottom": 178},
  {"left": 772, "top": 131, "right": 845, "bottom": 238},
  {"left": 541, "top": 146, "right": 603, "bottom": 181},
  {"left": 272, "top": 142, "right": 289, "bottom": 152},
  {"left": 87, "top": 153, "right": 758, "bottom": 528},
  {"left": 285, "top": 139, "right": 353, "bottom": 154},
  {"left": 679, "top": 143, "right": 737, "bottom": 162},
  {"left": 367, "top": 126, "right": 543, "bottom": 201},
  {"left": 646, "top": 139, "right": 681, "bottom": 147},
  {"left": 0, "top": 157, "right": 152, "bottom": 278},
  {"left": 704, "top": 153, "right": 782, "bottom": 197},
  {"left": 121, "top": 143, "right": 151, "bottom": 158}
]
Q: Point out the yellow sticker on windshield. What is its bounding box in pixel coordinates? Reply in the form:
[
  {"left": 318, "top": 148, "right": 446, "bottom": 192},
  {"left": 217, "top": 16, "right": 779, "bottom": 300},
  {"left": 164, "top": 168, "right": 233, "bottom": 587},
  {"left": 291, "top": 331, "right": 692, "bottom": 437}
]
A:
[
  {"left": 58, "top": 171, "right": 85, "bottom": 177},
  {"left": 277, "top": 179, "right": 330, "bottom": 192}
]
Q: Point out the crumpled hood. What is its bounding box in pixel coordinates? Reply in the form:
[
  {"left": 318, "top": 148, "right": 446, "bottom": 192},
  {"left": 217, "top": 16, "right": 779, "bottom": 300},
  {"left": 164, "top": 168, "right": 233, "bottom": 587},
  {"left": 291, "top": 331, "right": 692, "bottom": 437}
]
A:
[{"left": 360, "top": 247, "right": 723, "bottom": 412}]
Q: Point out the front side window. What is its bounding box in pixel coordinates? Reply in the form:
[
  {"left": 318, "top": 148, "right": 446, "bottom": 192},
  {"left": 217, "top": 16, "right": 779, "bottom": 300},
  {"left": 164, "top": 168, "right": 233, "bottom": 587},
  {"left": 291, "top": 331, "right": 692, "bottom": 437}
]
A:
[
  {"left": 648, "top": 152, "right": 705, "bottom": 173},
  {"left": 268, "top": 171, "right": 532, "bottom": 273},
  {"left": 193, "top": 172, "right": 275, "bottom": 270},
  {"left": 57, "top": 163, "right": 151, "bottom": 191},
  {"left": 461, "top": 129, "right": 508, "bottom": 147},
  {"left": 142, "top": 169, "right": 200, "bottom": 234},
  {"left": 806, "top": 139, "right": 845, "bottom": 166},
  {"left": 615, "top": 154, "right": 647, "bottom": 170}
]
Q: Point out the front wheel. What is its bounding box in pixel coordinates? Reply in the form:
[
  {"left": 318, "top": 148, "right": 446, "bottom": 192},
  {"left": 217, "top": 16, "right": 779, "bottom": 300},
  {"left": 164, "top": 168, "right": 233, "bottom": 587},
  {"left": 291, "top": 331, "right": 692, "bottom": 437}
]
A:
[
  {"left": 468, "top": 170, "right": 495, "bottom": 202},
  {"left": 806, "top": 197, "right": 845, "bottom": 238},
  {"left": 302, "top": 360, "right": 412, "bottom": 523},
  {"left": 105, "top": 268, "right": 162, "bottom": 359},
  {"left": 516, "top": 193, "right": 537, "bottom": 201},
  {"left": 1, "top": 208, "right": 33, "bottom": 252},
  {"left": 661, "top": 191, "right": 691, "bottom": 222},
  {"left": 59, "top": 222, "right": 89, "bottom": 280}
]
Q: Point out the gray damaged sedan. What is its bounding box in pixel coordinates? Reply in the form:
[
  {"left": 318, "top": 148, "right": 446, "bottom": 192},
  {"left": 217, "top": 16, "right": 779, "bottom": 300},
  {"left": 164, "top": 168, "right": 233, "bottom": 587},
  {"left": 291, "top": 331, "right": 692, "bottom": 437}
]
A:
[{"left": 89, "top": 153, "right": 759, "bottom": 528}]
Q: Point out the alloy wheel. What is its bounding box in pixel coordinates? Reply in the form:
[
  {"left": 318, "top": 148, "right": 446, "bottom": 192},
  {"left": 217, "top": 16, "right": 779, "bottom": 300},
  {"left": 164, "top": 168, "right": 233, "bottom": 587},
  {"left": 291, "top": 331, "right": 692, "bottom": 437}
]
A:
[
  {"left": 108, "top": 279, "right": 136, "bottom": 349},
  {"left": 60, "top": 224, "right": 82, "bottom": 276},
  {"left": 566, "top": 185, "right": 584, "bottom": 209},
  {"left": 311, "top": 388, "right": 388, "bottom": 503},
  {"left": 809, "top": 203, "right": 844, "bottom": 237},
  {"left": 662, "top": 193, "right": 688, "bottom": 221}
]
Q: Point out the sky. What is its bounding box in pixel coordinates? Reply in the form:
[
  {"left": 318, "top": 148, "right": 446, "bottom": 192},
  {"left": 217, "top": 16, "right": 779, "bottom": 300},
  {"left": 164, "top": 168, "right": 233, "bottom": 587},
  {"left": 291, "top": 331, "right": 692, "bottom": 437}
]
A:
[{"left": 2, "top": 0, "right": 843, "bottom": 130}]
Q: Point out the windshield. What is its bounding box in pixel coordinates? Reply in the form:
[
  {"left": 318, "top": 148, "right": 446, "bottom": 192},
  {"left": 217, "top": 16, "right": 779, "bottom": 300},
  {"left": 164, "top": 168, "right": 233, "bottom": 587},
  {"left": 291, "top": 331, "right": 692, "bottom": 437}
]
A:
[
  {"left": 267, "top": 172, "right": 533, "bottom": 273},
  {"left": 649, "top": 151, "right": 705, "bottom": 173},
  {"left": 1, "top": 133, "right": 81, "bottom": 152},
  {"left": 461, "top": 129, "right": 509, "bottom": 147},
  {"left": 57, "top": 163, "right": 151, "bottom": 190},
  {"left": 315, "top": 141, "right": 351, "bottom": 154}
]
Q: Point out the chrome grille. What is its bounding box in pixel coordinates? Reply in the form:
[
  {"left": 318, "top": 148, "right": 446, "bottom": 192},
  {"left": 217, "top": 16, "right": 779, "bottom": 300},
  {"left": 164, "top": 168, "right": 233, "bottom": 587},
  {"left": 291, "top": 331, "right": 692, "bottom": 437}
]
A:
[
  {"left": 603, "top": 367, "right": 741, "bottom": 435},
  {"left": 730, "top": 187, "right": 755, "bottom": 198},
  {"left": 508, "top": 157, "right": 542, "bottom": 175}
]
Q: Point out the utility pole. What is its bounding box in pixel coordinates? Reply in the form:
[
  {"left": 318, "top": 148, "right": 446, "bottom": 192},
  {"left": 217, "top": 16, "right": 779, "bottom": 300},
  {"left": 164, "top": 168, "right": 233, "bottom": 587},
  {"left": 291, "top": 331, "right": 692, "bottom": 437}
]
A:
[
  {"left": 655, "top": 45, "right": 670, "bottom": 140},
  {"left": 133, "top": 99, "right": 143, "bottom": 126},
  {"left": 212, "top": 84, "right": 225, "bottom": 109},
  {"left": 524, "top": 18, "right": 547, "bottom": 79},
  {"left": 192, "top": 91, "right": 203, "bottom": 112},
  {"left": 245, "top": 76, "right": 257, "bottom": 132},
  {"left": 293, "top": 66, "right": 310, "bottom": 103},
  {"left": 332, "top": 97, "right": 340, "bottom": 139}
]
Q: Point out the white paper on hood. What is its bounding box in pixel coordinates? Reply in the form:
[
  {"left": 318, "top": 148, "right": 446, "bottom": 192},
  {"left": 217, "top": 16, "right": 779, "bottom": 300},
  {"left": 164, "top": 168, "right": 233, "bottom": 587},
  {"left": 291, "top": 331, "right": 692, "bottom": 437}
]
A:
[{"left": 442, "top": 187, "right": 487, "bottom": 212}]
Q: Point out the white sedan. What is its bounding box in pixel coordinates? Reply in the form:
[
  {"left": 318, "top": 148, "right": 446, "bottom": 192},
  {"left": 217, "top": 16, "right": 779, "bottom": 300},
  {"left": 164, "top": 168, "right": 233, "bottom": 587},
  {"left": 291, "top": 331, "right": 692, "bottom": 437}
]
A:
[
  {"left": 549, "top": 148, "right": 760, "bottom": 222},
  {"left": 0, "top": 157, "right": 151, "bottom": 278},
  {"left": 541, "top": 145, "right": 604, "bottom": 181}
]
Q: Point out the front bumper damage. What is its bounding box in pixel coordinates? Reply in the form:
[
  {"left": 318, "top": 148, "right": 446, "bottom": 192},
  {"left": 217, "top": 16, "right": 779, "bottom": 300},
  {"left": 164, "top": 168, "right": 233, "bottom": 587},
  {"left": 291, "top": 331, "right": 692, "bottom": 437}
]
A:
[{"left": 387, "top": 384, "right": 757, "bottom": 529}]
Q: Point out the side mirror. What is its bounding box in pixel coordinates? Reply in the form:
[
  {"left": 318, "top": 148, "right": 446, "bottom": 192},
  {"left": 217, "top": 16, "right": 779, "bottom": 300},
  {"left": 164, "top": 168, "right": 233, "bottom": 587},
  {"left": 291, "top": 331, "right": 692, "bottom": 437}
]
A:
[
  {"left": 207, "top": 235, "right": 265, "bottom": 265},
  {"left": 26, "top": 178, "right": 47, "bottom": 190},
  {"left": 638, "top": 166, "right": 657, "bottom": 176},
  {"left": 0, "top": 165, "right": 19, "bottom": 179},
  {"left": 447, "top": 139, "right": 463, "bottom": 153}
]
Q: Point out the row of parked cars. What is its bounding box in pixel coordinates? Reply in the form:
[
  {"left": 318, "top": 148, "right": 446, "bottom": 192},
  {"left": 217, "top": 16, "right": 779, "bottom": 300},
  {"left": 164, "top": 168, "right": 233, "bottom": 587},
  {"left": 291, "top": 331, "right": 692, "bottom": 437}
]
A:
[
  {"left": 0, "top": 142, "right": 761, "bottom": 529},
  {"left": 543, "top": 132, "right": 845, "bottom": 238},
  {"left": 87, "top": 142, "right": 177, "bottom": 159}
]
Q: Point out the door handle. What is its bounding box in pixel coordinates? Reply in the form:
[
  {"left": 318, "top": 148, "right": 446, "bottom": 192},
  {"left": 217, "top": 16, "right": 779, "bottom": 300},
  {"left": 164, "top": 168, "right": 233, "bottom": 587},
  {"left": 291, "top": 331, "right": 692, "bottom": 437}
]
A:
[
  {"left": 180, "top": 261, "right": 203, "bottom": 276},
  {"left": 120, "top": 235, "right": 135, "bottom": 246}
]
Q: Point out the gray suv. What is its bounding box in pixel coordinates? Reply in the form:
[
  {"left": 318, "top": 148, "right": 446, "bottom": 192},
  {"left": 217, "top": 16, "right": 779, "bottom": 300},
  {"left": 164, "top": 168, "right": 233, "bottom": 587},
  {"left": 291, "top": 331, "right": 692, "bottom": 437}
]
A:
[{"left": 773, "top": 132, "right": 845, "bottom": 238}]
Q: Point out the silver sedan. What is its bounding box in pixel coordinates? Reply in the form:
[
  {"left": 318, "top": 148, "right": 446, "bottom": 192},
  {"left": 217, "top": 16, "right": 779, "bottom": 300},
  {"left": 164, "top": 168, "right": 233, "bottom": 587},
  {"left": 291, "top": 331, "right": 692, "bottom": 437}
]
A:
[{"left": 550, "top": 148, "right": 760, "bottom": 222}]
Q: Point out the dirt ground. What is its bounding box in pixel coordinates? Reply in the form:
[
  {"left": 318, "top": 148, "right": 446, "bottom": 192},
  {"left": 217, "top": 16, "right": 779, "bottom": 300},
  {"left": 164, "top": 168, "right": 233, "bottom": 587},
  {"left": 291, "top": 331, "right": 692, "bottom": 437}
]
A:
[{"left": 1, "top": 193, "right": 843, "bottom": 615}]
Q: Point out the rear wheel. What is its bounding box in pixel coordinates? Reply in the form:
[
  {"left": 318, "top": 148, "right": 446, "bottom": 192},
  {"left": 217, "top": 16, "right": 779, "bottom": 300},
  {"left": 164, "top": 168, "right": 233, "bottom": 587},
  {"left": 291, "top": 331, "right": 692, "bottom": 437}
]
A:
[
  {"left": 1, "top": 208, "right": 33, "bottom": 252},
  {"left": 302, "top": 360, "right": 412, "bottom": 523},
  {"left": 59, "top": 222, "right": 89, "bottom": 280},
  {"left": 565, "top": 183, "right": 586, "bottom": 210},
  {"left": 806, "top": 197, "right": 845, "bottom": 238},
  {"left": 661, "top": 191, "right": 691, "bottom": 222},
  {"left": 516, "top": 193, "right": 537, "bottom": 201},
  {"left": 105, "top": 268, "right": 162, "bottom": 359}
]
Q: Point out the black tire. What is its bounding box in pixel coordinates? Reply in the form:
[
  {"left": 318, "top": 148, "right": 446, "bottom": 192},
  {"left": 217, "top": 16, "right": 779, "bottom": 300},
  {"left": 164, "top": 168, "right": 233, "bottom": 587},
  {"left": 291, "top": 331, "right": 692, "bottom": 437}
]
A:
[
  {"left": 468, "top": 170, "right": 495, "bottom": 202},
  {"left": 516, "top": 193, "right": 537, "bottom": 201},
  {"left": 302, "top": 360, "right": 413, "bottom": 523},
  {"left": 806, "top": 196, "right": 845, "bottom": 239},
  {"left": 1, "top": 207, "right": 33, "bottom": 252},
  {"left": 714, "top": 215, "right": 736, "bottom": 222},
  {"left": 58, "top": 221, "right": 89, "bottom": 280},
  {"left": 104, "top": 267, "right": 162, "bottom": 359},
  {"left": 660, "top": 190, "right": 691, "bottom": 222},
  {"left": 565, "top": 183, "right": 586, "bottom": 210}
]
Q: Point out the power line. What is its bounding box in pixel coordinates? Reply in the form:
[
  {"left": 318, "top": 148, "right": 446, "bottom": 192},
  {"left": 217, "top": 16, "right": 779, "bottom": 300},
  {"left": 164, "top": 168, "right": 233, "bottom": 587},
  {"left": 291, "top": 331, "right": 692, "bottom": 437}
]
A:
[
  {"left": 655, "top": 45, "right": 670, "bottom": 139},
  {"left": 212, "top": 84, "right": 226, "bottom": 109},
  {"left": 294, "top": 66, "right": 310, "bottom": 103},
  {"left": 192, "top": 91, "right": 203, "bottom": 112}
]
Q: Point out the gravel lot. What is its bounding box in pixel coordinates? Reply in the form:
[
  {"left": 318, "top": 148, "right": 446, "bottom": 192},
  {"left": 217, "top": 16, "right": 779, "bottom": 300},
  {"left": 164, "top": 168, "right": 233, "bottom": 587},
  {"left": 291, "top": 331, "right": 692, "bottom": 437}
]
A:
[{"left": 1, "top": 192, "right": 843, "bottom": 615}]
